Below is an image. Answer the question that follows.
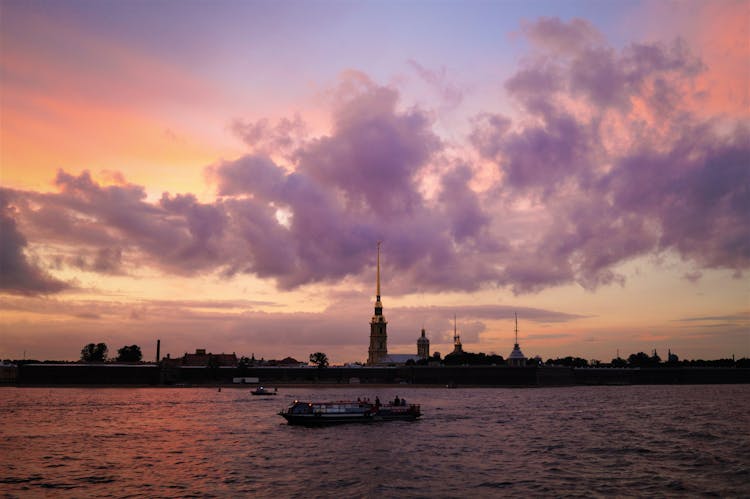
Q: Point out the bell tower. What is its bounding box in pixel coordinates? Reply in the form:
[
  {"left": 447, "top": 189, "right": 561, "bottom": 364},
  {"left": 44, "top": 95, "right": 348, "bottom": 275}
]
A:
[
  {"left": 367, "top": 242, "right": 388, "bottom": 365},
  {"left": 417, "top": 328, "right": 430, "bottom": 359}
]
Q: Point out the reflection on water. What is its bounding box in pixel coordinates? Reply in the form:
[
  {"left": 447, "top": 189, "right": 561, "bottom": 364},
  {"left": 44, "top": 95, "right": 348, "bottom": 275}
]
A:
[{"left": 1, "top": 385, "right": 749, "bottom": 497}]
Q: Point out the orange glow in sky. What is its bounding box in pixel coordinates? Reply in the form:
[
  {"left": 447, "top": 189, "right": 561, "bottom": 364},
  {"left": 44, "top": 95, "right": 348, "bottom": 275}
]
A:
[{"left": 1, "top": 1, "right": 748, "bottom": 363}]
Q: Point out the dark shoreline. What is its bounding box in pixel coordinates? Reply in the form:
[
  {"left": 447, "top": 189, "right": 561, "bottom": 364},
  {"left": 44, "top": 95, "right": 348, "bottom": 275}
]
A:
[{"left": 4, "top": 364, "right": 749, "bottom": 387}]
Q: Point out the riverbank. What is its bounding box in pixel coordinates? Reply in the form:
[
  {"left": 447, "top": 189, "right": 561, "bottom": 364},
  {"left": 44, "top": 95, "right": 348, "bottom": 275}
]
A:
[{"left": 6, "top": 364, "right": 750, "bottom": 387}]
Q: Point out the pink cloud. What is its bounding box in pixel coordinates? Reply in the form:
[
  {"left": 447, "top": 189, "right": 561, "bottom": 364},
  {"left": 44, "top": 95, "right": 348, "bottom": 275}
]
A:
[{"left": 1, "top": 19, "right": 747, "bottom": 299}]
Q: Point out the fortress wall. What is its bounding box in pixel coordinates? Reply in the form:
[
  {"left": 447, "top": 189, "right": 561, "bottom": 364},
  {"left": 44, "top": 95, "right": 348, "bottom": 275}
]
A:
[{"left": 14, "top": 364, "right": 750, "bottom": 386}]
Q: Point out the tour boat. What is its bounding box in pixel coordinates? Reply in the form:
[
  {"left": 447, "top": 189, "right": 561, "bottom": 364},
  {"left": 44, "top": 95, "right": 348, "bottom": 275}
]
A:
[
  {"left": 251, "top": 386, "right": 277, "bottom": 396},
  {"left": 279, "top": 400, "right": 421, "bottom": 425}
]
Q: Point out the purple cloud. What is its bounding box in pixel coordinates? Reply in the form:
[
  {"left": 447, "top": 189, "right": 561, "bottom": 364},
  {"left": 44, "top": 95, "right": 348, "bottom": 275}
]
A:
[
  {"left": 297, "top": 80, "right": 440, "bottom": 217},
  {"left": 469, "top": 17, "right": 749, "bottom": 291},
  {"left": 231, "top": 114, "right": 307, "bottom": 156},
  {"left": 2, "top": 20, "right": 747, "bottom": 298},
  {"left": 0, "top": 191, "right": 69, "bottom": 295},
  {"left": 523, "top": 17, "right": 605, "bottom": 56}
]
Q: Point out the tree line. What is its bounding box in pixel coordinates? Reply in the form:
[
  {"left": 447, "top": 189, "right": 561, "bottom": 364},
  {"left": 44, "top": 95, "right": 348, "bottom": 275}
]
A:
[
  {"left": 79, "top": 343, "right": 142, "bottom": 363},
  {"left": 426, "top": 349, "right": 750, "bottom": 368},
  {"left": 4, "top": 345, "right": 748, "bottom": 368}
]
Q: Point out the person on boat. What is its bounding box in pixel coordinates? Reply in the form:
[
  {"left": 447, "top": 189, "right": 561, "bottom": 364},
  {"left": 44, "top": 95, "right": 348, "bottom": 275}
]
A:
[
  {"left": 375, "top": 396, "right": 380, "bottom": 408},
  {"left": 394, "top": 395, "right": 400, "bottom": 406},
  {"left": 400, "top": 397, "right": 406, "bottom": 406}
]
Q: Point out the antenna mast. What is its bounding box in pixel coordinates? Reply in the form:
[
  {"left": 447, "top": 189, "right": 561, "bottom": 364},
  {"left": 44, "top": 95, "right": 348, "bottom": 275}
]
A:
[{"left": 514, "top": 312, "right": 518, "bottom": 345}]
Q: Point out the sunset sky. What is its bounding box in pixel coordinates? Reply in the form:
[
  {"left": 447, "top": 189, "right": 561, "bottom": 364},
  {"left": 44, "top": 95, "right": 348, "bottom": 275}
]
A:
[{"left": 1, "top": 0, "right": 748, "bottom": 364}]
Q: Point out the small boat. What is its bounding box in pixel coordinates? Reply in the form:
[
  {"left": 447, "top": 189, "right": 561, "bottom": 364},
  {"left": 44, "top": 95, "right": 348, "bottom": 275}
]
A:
[
  {"left": 251, "top": 386, "right": 277, "bottom": 396},
  {"left": 279, "top": 400, "right": 421, "bottom": 425}
]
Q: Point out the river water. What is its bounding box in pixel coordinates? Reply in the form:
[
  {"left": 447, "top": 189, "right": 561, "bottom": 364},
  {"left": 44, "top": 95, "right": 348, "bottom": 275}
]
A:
[{"left": 1, "top": 385, "right": 749, "bottom": 498}]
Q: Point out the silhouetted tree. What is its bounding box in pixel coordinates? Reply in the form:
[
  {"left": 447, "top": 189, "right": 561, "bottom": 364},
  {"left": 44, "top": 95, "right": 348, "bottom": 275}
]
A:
[
  {"left": 309, "top": 352, "right": 329, "bottom": 368},
  {"left": 627, "top": 351, "right": 662, "bottom": 367},
  {"left": 81, "top": 343, "right": 108, "bottom": 362},
  {"left": 443, "top": 351, "right": 468, "bottom": 365},
  {"left": 527, "top": 356, "right": 542, "bottom": 366},
  {"left": 628, "top": 352, "right": 649, "bottom": 367},
  {"left": 610, "top": 357, "right": 627, "bottom": 367},
  {"left": 545, "top": 356, "right": 589, "bottom": 367},
  {"left": 116, "top": 345, "right": 142, "bottom": 362},
  {"left": 443, "top": 351, "right": 505, "bottom": 366}
]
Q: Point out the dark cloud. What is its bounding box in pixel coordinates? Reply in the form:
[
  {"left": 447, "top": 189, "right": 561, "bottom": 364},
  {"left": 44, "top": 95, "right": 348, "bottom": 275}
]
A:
[{"left": 0, "top": 191, "right": 69, "bottom": 295}]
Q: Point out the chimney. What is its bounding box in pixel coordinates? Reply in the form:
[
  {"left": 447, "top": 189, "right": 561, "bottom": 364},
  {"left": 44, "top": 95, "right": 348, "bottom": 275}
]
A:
[{"left": 156, "top": 339, "right": 161, "bottom": 363}]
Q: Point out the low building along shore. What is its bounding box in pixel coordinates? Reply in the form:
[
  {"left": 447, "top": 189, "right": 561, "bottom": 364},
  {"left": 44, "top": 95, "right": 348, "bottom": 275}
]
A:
[{"left": 10, "top": 363, "right": 750, "bottom": 387}]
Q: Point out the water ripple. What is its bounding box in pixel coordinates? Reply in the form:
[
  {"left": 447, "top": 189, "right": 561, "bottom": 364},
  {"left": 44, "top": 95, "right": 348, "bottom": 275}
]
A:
[{"left": 1, "top": 385, "right": 749, "bottom": 497}]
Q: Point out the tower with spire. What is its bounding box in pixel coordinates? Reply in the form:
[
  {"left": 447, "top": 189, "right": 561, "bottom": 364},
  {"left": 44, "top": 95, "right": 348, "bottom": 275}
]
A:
[
  {"left": 452, "top": 314, "right": 463, "bottom": 354},
  {"left": 367, "top": 242, "right": 388, "bottom": 365},
  {"left": 507, "top": 312, "right": 527, "bottom": 367},
  {"left": 417, "top": 328, "right": 430, "bottom": 359}
]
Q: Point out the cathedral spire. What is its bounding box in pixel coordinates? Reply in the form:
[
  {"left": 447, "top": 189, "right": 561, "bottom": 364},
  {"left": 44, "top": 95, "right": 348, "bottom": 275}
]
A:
[
  {"left": 374, "top": 241, "right": 383, "bottom": 317},
  {"left": 508, "top": 312, "right": 526, "bottom": 367},
  {"left": 376, "top": 240, "right": 381, "bottom": 300},
  {"left": 368, "top": 241, "right": 388, "bottom": 365}
]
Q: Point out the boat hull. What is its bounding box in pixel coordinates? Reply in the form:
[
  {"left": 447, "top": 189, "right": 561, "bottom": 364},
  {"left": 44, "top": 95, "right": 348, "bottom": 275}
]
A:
[
  {"left": 280, "top": 412, "right": 375, "bottom": 425},
  {"left": 279, "top": 401, "right": 421, "bottom": 425}
]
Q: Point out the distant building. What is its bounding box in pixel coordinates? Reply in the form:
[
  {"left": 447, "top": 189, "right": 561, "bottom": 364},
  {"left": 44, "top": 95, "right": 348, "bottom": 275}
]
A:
[
  {"left": 507, "top": 313, "right": 527, "bottom": 367},
  {"left": 379, "top": 354, "right": 421, "bottom": 365},
  {"left": 181, "top": 349, "right": 238, "bottom": 367},
  {"left": 417, "top": 328, "right": 430, "bottom": 359},
  {"left": 265, "top": 357, "right": 305, "bottom": 367},
  {"left": 367, "top": 242, "right": 388, "bottom": 365}
]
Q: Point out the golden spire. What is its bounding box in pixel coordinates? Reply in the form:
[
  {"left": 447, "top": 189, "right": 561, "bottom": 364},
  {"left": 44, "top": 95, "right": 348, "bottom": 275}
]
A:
[
  {"left": 376, "top": 241, "right": 381, "bottom": 299},
  {"left": 373, "top": 241, "right": 384, "bottom": 318}
]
